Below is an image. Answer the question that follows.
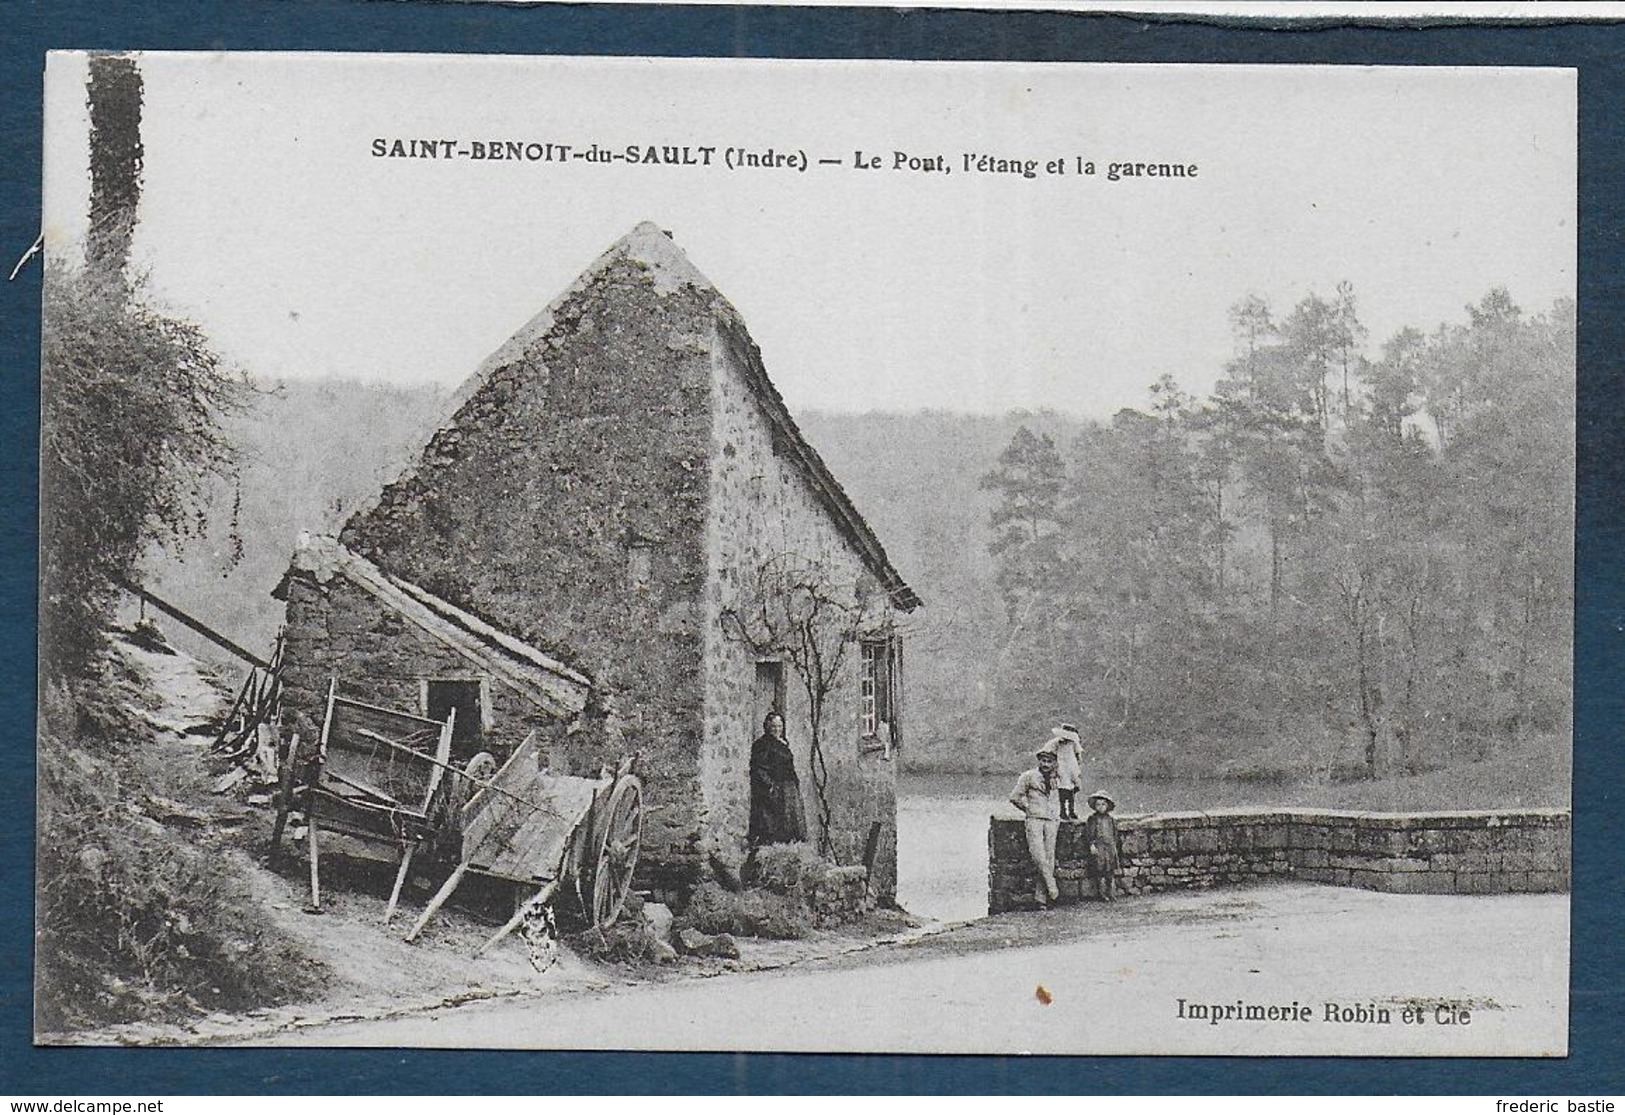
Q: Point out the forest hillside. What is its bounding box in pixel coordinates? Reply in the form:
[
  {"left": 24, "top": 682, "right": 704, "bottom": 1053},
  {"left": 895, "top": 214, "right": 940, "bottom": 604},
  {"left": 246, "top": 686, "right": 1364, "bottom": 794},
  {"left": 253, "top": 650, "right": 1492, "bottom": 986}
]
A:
[
  {"left": 141, "top": 286, "right": 1572, "bottom": 797},
  {"left": 141, "top": 383, "right": 1054, "bottom": 762}
]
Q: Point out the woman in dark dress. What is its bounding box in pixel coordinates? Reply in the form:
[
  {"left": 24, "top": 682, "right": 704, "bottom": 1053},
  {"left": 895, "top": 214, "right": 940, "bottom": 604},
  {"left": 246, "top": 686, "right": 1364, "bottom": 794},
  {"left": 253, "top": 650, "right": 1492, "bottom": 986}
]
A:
[{"left": 748, "top": 711, "right": 808, "bottom": 846}]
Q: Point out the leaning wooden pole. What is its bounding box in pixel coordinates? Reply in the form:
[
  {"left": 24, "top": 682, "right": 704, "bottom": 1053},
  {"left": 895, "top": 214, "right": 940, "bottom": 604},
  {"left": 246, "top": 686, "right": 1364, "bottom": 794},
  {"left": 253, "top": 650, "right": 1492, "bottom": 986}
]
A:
[
  {"left": 121, "top": 580, "right": 270, "bottom": 668},
  {"left": 403, "top": 864, "right": 469, "bottom": 943}
]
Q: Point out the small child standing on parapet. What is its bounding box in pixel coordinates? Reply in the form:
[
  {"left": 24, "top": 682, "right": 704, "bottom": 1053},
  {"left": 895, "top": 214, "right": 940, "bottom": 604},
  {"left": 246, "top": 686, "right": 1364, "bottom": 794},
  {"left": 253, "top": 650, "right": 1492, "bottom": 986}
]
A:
[
  {"left": 1084, "top": 790, "right": 1121, "bottom": 901},
  {"left": 1051, "top": 724, "right": 1084, "bottom": 820}
]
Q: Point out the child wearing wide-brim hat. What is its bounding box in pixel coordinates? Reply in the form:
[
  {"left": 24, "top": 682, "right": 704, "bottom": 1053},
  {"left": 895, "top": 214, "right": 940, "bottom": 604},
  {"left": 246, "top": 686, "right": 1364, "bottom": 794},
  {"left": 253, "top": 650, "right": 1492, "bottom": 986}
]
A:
[{"left": 1083, "top": 788, "right": 1121, "bottom": 901}]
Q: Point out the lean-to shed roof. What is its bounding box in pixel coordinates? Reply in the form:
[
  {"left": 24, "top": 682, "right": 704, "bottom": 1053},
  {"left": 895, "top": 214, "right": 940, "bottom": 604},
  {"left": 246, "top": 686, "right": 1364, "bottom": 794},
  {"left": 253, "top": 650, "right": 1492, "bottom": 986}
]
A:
[{"left": 274, "top": 533, "right": 591, "bottom": 717}]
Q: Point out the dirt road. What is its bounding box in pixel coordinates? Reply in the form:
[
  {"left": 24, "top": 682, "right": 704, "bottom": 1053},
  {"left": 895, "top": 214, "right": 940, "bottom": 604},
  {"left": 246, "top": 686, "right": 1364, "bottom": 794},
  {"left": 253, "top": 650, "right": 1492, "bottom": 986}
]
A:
[{"left": 248, "top": 883, "right": 1567, "bottom": 1056}]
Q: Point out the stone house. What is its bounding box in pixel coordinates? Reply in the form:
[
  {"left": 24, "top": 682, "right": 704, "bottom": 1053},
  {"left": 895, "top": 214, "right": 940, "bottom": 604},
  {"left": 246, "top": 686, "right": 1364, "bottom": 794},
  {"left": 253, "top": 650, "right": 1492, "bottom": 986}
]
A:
[{"left": 275, "top": 223, "right": 921, "bottom": 901}]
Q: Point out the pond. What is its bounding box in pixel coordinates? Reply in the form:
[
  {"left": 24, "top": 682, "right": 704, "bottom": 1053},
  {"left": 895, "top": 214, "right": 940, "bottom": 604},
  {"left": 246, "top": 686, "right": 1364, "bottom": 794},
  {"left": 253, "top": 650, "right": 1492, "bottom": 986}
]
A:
[
  {"left": 890, "top": 768, "right": 1557, "bottom": 923},
  {"left": 893, "top": 771, "right": 1308, "bottom": 923}
]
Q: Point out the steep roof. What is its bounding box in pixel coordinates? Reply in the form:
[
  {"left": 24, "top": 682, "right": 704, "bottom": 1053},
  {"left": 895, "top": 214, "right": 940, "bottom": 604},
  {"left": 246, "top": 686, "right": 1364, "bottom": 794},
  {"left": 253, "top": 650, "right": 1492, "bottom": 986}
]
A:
[
  {"left": 274, "top": 534, "right": 592, "bottom": 717},
  {"left": 449, "top": 222, "right": 923, "bottom": 612},
  {"left": 443, "top": 222, "right": 717, "bottom": 420}
]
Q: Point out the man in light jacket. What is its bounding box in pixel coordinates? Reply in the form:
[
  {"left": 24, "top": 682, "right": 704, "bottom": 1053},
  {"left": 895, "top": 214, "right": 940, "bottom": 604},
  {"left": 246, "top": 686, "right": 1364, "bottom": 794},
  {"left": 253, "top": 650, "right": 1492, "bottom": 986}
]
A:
[{"left": 1009, "top": 747, "right": 1062, "bottom": 905}]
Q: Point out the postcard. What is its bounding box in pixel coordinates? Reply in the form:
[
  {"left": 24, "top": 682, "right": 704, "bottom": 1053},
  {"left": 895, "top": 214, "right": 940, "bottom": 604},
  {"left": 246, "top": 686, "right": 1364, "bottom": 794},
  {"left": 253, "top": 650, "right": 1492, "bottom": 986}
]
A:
[{"left": 35, "top": 52, "right": 1573, "bottom": 1055}]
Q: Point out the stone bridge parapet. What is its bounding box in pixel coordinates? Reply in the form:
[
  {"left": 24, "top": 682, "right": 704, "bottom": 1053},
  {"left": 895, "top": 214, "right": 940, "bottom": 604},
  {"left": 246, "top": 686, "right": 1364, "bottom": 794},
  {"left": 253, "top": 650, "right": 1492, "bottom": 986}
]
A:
[{"left": 987, "top": 807, "right": 1570, "bottom": 914}]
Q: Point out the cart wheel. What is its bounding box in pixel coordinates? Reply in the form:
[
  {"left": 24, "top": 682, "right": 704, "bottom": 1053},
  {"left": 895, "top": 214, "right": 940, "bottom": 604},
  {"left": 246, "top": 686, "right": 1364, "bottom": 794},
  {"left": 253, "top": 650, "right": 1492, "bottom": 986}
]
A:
[
  {"left": 585, "top": 776, "right": 643, "bottom": 931},
  {"left": 427, "top": 750, "right": 499, "bottom": 860}
]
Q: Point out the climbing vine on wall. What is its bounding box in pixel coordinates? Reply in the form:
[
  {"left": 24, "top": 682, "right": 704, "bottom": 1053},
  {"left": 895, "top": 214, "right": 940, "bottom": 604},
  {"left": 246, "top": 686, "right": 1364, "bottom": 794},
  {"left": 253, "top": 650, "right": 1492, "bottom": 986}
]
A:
[{"left": 720, "top": 552, "right": 883, "bottom": 858}]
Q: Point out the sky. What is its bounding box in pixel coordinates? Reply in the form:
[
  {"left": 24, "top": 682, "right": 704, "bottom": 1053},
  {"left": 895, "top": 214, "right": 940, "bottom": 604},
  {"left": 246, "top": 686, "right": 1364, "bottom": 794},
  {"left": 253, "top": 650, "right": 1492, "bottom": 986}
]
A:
[{"left": 42, "top": 53, "right": 1575, "bottom": 419}]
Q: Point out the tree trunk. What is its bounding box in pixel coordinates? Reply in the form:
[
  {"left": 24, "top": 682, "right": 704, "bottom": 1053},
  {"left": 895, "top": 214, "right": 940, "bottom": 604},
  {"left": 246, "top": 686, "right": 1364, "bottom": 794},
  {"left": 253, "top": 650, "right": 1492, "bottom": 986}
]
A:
[
  {"left": 805, "top": 686, "right": 835, "bottom": 858},
  {"left": 1123, "top": 610, "right": 1138, "bottom": 728},
  {"left": 1511, "top": 565, "right": 1536, "bottom": 744},
  {"left": 1357, "top": 624, "right": 1379, "bottom": 779},
  {"left": 86, "top": 54, "right": 145, "bottom": 278},
  {"left": 1400, "top": 585, "right": 1424, "bottom": 772}
]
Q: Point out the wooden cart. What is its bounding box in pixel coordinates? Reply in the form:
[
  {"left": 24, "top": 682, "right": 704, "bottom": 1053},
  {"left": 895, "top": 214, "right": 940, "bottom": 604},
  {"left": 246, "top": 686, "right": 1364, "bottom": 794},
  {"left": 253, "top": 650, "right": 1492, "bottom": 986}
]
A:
[{"left": 270, "top": 680, "right": 643, "bottom": 948}]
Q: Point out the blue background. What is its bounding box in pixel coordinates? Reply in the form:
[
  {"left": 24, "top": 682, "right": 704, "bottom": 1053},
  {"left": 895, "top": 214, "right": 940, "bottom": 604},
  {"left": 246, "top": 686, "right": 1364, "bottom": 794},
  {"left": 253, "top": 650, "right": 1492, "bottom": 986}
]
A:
[{"left": 3, "top": 3, "right": 1621, "bottom": 1095}]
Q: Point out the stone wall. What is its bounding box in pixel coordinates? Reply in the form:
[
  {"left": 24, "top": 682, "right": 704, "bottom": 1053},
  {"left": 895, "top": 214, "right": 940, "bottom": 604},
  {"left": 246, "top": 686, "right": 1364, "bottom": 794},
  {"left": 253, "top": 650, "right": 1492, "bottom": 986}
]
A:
[
  {"left": 988, "top": 808, "right": 1571, "bottom": 914},
  {"left": 742, "top": 844, "right": 876, "bottom": 928},
  {"left": 702, "top": 320, "right": 901, "bottom": 900},
  {"left": 806, "top": 865, "right": 875, "bottom": 927}
]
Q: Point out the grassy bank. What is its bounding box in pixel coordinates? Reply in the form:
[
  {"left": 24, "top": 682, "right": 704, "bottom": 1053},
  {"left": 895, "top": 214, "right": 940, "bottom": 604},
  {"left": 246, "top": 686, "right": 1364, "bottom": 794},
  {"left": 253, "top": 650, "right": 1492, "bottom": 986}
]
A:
[{"left": 35, "top": 640, "right": 328, "bottom": 1033}]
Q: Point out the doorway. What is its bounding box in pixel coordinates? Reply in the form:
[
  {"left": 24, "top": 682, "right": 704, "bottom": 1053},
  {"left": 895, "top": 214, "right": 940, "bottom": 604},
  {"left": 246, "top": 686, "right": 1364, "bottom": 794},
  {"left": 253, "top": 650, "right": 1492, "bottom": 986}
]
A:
[
  {"left": 748, "top": 658, "right": 801, "bottom": 847},
  {"left": 423, "top": 677, "right": 486, "bottom": 761},
  {"left": 752, "top": 659, "right": 785, "bottom": 729}
]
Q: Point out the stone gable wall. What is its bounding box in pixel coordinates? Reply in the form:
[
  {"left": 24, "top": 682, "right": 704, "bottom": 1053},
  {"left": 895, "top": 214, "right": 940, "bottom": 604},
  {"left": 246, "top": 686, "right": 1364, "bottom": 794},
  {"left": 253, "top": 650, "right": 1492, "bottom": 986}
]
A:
[
  {"left": 336, "top": 255, "right": 719, "bottom": 893},
  {"left": 702, "top": 325, "right": 900, "bottom": 899},
  {"left": 988, "top": 809, "right": 1571, "bottom": 914}
]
